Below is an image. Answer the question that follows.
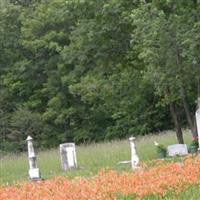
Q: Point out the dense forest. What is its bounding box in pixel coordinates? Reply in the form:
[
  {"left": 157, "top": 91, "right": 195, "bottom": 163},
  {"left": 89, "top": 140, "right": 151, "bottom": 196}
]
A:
[{"left": 0, "top": 0, "right": 200, "bottom": 152}]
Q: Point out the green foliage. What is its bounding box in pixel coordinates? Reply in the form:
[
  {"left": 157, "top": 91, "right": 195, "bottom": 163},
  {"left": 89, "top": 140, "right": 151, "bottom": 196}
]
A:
[
  {"left": 8, "top": 108, "right": 44, "bottom": 151},
  {"left": 188, "top": 137, "right": 199, "bottom": 153},
  {"left": 155, "top": 144, "right": 167, "bottom": 154},
  {"left": 117, "top": 194, "right": 136, "bottom": 200},
  {"left": 189, "top": 139, "right": 199, "bottom": 147},
  {"left": 0, "top": 0, "right": 199, "bottom": 151}
]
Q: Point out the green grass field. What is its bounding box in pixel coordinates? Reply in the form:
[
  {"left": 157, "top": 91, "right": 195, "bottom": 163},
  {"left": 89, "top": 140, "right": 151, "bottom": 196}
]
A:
[{"left": 0, "top": 130, "right": 192, "bottom": 185}]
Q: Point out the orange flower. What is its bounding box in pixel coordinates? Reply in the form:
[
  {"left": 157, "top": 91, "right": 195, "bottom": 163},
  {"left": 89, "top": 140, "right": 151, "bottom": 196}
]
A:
[{"left": 0, "top": 155, "right": 199, "bottom": 200}]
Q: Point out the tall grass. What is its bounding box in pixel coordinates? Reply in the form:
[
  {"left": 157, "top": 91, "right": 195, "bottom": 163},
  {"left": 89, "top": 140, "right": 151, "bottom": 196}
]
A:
[{"left": 0, "top": 130, "right": 192, "bottom": 185}]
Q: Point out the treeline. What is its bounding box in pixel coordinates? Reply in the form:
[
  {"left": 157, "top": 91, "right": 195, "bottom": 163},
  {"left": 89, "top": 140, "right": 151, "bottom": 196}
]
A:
[{"left": 0, "top": 0, "right": 199, "bottom": 152}]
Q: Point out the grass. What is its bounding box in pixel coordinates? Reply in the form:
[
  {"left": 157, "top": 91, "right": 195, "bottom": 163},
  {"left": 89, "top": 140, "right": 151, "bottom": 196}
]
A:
[
  {"left": 0, "top": 130, "right": 192, "bottom": 185},
  {"left": 118, "top": 185, "right": 200, "bottom": 200}
]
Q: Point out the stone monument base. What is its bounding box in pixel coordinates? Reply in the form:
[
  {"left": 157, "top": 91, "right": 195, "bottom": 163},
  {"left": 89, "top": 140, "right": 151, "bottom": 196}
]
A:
[{"left": 29, "top": 168, "right": 41, "bottom": 181}]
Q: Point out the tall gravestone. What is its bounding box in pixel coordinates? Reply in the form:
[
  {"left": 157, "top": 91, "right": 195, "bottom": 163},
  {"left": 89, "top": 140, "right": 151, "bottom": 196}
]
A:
[
  {"left": 196, "top": 97, "right": 200, "bottom": 152},
  {"left": 26, "top": 136, "right": 41, "bottom": 181},
  {"left": 59, "top": 143, "right": 77, "bottom": 171},
  {"left": 129, "top": 137, "right": 140, "bottom": 169}
]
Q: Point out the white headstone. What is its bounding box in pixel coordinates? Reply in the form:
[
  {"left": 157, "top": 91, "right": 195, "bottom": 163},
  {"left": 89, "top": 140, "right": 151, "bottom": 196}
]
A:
[
  {"left": 195, "top": 98, "right": 200, "bottom": 152},
  {"left": 129, "top": 137, "right": 140, "bottom": 169},
  {"left": 167, "top": 144, "right": 188, "bottom": 157},
  {"left": 59, "top": 143, "right": 77, "bottom": 171},
  {"left": 26, "top": 136, "right": 41, "bottom": 181},
  {"left": 29, "top": 168, "right": 40, "bottom": 179}
]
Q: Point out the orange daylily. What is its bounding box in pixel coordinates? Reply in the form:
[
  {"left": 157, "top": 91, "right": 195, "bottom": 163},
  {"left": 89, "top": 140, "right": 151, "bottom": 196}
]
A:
[{"left": 0, "top": 155, "right": 199, "bottom": 200}]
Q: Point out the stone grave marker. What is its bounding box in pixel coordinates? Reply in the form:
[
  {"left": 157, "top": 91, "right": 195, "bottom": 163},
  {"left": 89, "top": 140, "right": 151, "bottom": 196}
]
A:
[
  {"left": 195, "top": 97, "right": 200, "bottom": 152},
  {"left": 167, "top": 144, "right": 188, "bottom": 157},
  {"left": 26, "top": 136, "right": 41, "bottom": 181},
  {"left": 129, "top": 137, "right": 140, "bottom": 169},
  {"left": 59, "top": 143, "right": 77, "bottom": 171}
]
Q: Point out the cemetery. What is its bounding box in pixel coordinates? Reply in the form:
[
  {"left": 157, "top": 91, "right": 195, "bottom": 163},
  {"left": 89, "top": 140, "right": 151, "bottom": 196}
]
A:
[
  {"left": 0, "top": 129, "right": 200, "bottom": 200},
  {"left": 1, "top": 1, "right": 200, "bottom": 199},
  {"left": 0, "top": 99, "right": 200, "bottom": 199}
]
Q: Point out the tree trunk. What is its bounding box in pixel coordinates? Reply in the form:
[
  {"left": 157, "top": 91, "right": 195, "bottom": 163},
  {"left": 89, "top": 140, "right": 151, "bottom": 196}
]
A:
[
  {"left": 169, "top": 101, "right": 184, "bottom": 144},
  {"left": 174, "top": 43, "right": 197, "bottom": 138},
  {"left": 180, "top": 86, "right": 198, "bottom": 137}
]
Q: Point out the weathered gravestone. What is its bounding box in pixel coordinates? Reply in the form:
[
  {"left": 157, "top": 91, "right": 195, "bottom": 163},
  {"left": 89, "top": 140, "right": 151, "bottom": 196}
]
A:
[
  {"left": 129, "top": 137, "right": 140, "bottom": 169},
  {"left": 26, "top": 136, "right": 41, "bottom": 181},
  {"left": 59, "top": 143, "right": 77, "bottom": 171},
  {"left": 195, "top": 97, "right": 200, "bottom": 152},
  {"left": 167, "top": 144, "right": 188, "bottom": 157}
]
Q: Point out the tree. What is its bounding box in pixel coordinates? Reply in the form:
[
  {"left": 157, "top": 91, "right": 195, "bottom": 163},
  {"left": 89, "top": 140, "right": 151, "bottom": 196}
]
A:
[
  {"left": 1, "top": 0, "right": 199, "bottom": 151},
  {"left": 130, "top": 0, "right": 200, "bottom": 143}
]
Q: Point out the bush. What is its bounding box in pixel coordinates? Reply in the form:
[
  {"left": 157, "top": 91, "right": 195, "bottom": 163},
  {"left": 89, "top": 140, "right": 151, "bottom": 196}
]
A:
[{"left": 154, "top": 141, "right": 167, "bottom": 158}]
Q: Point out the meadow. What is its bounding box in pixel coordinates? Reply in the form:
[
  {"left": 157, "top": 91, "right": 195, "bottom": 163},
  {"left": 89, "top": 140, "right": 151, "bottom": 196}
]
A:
[
  {"left": 0, "top": 130, "right": 191, "bottom": 184},
  {"left": 0, "top": 130, "right": 200, "bottom": 200}
]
